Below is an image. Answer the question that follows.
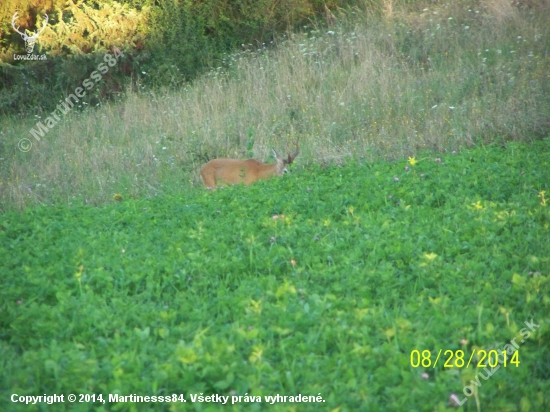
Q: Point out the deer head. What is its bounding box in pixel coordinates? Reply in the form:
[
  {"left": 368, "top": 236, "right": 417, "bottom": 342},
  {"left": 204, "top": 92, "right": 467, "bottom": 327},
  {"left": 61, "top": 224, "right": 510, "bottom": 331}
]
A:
[{"left": 12, "top": 12, "right": 49, "bottom": 54}]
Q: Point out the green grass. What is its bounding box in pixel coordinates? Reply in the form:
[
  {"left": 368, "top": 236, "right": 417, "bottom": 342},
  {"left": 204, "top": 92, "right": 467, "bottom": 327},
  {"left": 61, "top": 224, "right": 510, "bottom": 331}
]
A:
[{"left": 1, "top": 141, "right": 549, "bottom": 411}]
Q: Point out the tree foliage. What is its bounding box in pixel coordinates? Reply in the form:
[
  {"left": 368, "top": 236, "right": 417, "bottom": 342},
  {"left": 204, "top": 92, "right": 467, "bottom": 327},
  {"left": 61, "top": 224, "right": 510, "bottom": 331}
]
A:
[{"left": 0, "top": 0, "right": 356, "bottom": 115}]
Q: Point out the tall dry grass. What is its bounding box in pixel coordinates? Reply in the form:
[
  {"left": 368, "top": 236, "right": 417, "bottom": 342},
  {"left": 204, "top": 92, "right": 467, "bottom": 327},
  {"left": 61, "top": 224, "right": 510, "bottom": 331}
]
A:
[{"left": 1, "top": 0, "right": 549, "bottom": 212}]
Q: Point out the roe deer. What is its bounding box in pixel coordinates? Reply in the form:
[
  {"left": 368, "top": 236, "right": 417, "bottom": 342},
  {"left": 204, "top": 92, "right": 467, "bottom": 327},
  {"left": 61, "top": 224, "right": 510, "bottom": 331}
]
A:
[{"left": 200, "top": 148, "right": 300, "bottom": 189}]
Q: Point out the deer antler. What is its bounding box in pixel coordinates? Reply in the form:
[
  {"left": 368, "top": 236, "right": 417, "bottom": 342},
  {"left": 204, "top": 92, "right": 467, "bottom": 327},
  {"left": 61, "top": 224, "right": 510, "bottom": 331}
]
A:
[
  {"left": 287, "top": 139, "right": 300, "bottom": 164},
  {"left": 27, "top": 14, "right": 49, "bottom": 42},
  {"left": 288, "top": 148, "right": 300, "bottom": 164},
  {"left": 11, "top": 12, "right": 48, "bottom": 42},
  {"left": 11, "top": 12, "right": 26, "bottom": 37}
]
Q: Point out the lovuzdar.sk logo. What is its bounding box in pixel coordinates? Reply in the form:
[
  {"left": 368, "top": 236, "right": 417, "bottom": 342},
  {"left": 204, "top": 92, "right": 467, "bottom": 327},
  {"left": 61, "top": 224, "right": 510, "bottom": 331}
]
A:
[{"left": 11, "top": 11, "right": 48, "bottom": 60}]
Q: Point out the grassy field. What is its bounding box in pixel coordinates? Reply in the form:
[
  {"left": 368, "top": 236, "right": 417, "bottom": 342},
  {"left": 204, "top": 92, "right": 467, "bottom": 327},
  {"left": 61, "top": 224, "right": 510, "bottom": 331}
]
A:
[
  {"left": 1, "top": 1, "right": 550, "bottom": 411},
  {"left": 1, "top": 141, "right": 549, "bottom": 411},
  {"left": 1, "top": 0, "right": 549, "bottom": 212}
]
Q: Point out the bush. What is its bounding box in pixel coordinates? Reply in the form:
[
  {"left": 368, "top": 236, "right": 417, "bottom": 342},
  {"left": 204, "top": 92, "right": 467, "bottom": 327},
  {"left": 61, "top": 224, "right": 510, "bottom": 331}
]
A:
[{"left": 0, "top": 0, "right": 358, "bottom": 115}]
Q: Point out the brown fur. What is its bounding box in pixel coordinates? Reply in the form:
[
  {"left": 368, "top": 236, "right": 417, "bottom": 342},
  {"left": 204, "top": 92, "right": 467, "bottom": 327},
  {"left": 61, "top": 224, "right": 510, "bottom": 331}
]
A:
[{"left": 200, "top": 149, "right": 299, "bottom": 189}]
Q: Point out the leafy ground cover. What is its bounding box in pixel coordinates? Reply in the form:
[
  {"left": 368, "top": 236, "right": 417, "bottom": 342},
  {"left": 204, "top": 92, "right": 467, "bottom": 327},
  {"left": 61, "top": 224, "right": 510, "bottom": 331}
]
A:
[{"left": 1, "top": 141, "right": 549, "bottom": 411}]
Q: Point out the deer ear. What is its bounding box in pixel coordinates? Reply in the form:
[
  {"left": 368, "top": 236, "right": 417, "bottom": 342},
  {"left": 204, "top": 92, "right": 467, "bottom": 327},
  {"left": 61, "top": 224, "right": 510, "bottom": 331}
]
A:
[{"left": 272, "top": 148, "right": 280, "bottom": 159}]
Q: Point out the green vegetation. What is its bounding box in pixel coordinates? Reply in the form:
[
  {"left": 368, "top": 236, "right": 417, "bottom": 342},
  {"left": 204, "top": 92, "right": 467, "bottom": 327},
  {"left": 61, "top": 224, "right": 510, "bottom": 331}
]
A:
[
  {"left": 1, "top": 142, "right": 549, "bottom": 411},
  {"left": 1, "top": 1, "right": 549, "bottom": 212},
  {"left": 1, "top": 0, "right": 356, "bottom": 115},
  {"left": 1, "top": 1, "right": 549, "bottom": 410}
]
